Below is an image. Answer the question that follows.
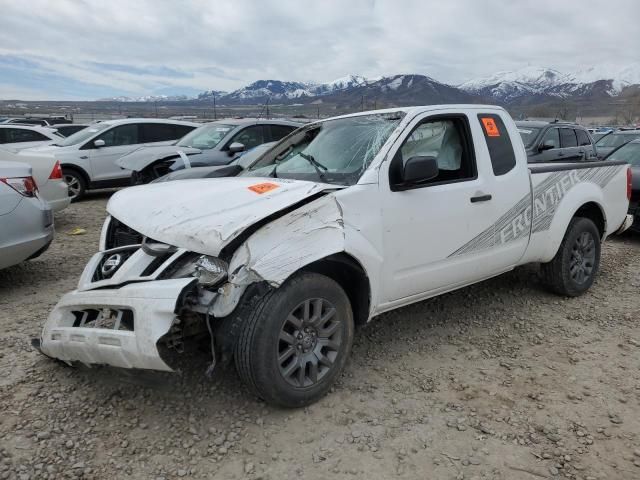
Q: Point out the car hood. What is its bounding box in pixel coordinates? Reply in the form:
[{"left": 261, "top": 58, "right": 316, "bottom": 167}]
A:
[
  {"left": 115, "top": 145, "right": 202, "bottom": 171},
  {"left": 107, "top": 177, "right": 340, "bottom": 256}
]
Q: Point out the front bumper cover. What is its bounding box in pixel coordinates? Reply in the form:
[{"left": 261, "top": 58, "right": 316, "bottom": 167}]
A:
[{"left": 39, "top": 278, "right": 195, "bottom": 371}]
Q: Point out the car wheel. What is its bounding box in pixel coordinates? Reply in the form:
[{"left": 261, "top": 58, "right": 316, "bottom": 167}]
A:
[
  {"left": 234, "top": 272, "right": 354, "bottom": 407},
  {"left": 540, "top": 217, "right": 601, "bottom": 296},
  {"left": 62, "top": 168, "right": 86, "bottom": 202}
]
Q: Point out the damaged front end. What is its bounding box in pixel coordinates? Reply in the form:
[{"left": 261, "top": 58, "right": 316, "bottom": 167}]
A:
[
  {"left": 37, "top": 177, "right": 348, "bottom": 375},
  {"left": 37, "top": 217, "right": 234, "bottom": 372}
]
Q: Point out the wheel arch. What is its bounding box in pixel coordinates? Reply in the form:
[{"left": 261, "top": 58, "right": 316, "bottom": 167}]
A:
[
  {"left": 61, "top": 163, "right": 90, "bottom": 185},
  {"left": 301, "top": 252, "right": 371, "bottom": 326},
  {"left": 573, "top": 201, "right": 606, "bottom": 240}
]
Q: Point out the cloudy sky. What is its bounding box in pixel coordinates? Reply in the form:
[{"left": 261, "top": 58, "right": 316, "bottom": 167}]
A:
[{"left": 0, "top": 0, "right": 638, "bottom": 100}]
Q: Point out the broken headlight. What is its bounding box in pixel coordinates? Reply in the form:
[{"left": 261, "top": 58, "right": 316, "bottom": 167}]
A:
[
  {"left": 193, "top": 256, "right": 228, "bottom": 286},
  {"left": 167, "top": 254, "right": 228, "bottom": 288}
]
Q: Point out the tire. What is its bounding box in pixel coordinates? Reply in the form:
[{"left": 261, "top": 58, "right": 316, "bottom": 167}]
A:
[
  {"left": 540, "top": 217, "right": 601, "bottom": 297},
  {"left": 62, "top": 168, "right": 86, "bottom": 202},
  {"left": 234, "top": 272, "right": 354, "bottom": 407}
]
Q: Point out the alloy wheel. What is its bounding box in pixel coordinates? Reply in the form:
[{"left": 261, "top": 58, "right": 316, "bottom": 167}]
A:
[
  {"left": 277, "top": 298, "right": 343, "bottom": 388},
  {"left": 570, "top": 231, "right": 596, "bottom": 284}
]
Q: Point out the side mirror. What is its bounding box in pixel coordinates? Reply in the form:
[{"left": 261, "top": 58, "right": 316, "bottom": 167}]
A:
[
  {"left": 538, "top": 140, "right": 555, "bottom": 151},
  {"left": 94, "top": 139, "right": 106, "bottom": 148},
  {"left": 228, "top": 142, "right": 245, "bottom": 155},
  {"left": 402, "top": 156, "right": 439, "bottom": 185}
]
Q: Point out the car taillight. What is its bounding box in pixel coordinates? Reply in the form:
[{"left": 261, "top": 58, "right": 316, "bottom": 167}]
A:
[
  {"left": 0, "top": 176, "right": 38, "bottom": 197},
  {"left": 627, "top": 167, "right": 633, "bottom": 201},
  {"left": 49, "top": 160, "right": 63, "bottom": 180}
]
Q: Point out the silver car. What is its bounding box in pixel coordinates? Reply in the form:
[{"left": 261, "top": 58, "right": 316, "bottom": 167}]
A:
[{"left": 0, "top": 160, "right": 54, "bottom": 269}]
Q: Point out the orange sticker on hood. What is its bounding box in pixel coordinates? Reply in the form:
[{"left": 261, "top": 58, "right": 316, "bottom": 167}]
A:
[
  {"left": 481, "top": 117, "right": 500, "bottom": 137},
  {"left": 248, "top": 182, "right": 279, "bottom": 194}
]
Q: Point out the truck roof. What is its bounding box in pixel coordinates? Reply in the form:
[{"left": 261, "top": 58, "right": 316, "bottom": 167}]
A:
[{"left": 319, "top": 104, "right": 508, "bottom": 123}]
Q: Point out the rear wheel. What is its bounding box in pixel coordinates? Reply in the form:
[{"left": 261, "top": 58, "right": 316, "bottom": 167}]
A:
[
  {"left": 540, "top": 217, "right": 601, "bottom": 296},
  {"left": 62, "top": 168, "right": 86, "bottom": 202},
  {"left": 234, "top": 272, "right": 354, "bottom": 407}
]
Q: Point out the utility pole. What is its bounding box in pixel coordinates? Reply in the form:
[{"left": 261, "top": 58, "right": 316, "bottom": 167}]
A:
[
  {"left": 317, "top": 105, "right": 320, "bottom": 119},
  {"left": 361, "top": 95, "right": 364, "bottom": 111},
  {"left": 213, "top": 93, "right": 217, "bottom": 120}
]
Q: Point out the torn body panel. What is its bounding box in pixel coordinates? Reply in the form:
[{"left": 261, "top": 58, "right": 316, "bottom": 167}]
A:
[
  {"left": 39, "top": 278, "right": 196, "bottom": 371},
  {"left": 212, "top": 185, "right": 383, "bottom": 320}
]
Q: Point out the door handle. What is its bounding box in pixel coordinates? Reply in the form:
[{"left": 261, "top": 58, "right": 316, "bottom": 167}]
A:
[
  {"left": 470, "top": 194, "right": 492, "bottom": 203},
  {"left": 79, "top": 155, "right": 88, "bottom": 159}
]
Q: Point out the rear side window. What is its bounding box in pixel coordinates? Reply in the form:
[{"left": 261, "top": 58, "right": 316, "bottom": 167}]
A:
[
  {"left": 560, "top": 128, "right": 577, "bottom": 147},
  {"left": 141, "top": 123, "right": 180, "bottom": 143},
  {"left": 575, "top": 129, "right": 591, "bottom": 147},
  {"left": 477, "top": 114, "right": 516, "bottom": 176},
  {"left": 268, "top": 125, "right": 296, "bottom": 142},
  {"left": 174, "top": 124, "right": 195, "bottom": 139},
  {"left": 4, "top": 128, "right": 49, "bottom": 143}
]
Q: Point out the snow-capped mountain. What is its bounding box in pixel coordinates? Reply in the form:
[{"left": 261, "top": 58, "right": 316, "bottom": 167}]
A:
[
  {"left": 223, "top": 80, "right": 314, "bottom": 102},
  {"left": 196, "top": 89, "right": 228, "bottom": 100},
  {"left": 308, "top": 74, "right": 371, "bottom": 95},
  {"left": 460, "top": 65, "right": 640, "bottom": 102}
]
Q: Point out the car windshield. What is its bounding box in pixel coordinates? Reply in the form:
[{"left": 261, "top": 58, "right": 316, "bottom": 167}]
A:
[
  {"left": 176, "top": 123, "right": 234, "bottom": 149},
  {"left": 596, "top": 132, "right": 640, "bottom": 148},
  {"left": 57, "top": 123, "right": 111, "bottom": 147},
  {"left": 242, "top": 112, "right": 405, "bottom": 186},
  {"left": 517, "top": 127, "right": 541, "bottom": 147},
  {"left": 607, "top": 142, "right": 640, "bottom": 166}
]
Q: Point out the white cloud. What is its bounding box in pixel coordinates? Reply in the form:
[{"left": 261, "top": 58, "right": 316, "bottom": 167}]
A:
[{"left": 0, "top": 0, "right": 638, "bottom": 99}]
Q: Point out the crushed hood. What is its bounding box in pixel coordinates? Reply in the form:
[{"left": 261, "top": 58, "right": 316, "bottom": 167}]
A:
[
  {"left": 107, "top": 177, "right": 337, "bottom": 256},
  {"left": 115, "top": 145, "right": 202, "bottom": 171}
]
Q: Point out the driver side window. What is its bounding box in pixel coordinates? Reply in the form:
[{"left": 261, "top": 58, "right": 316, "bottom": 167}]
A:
[
  {"left": 229, "top": 126, "right": 264, "bottom": 150},
  {"left": 391, "top": 117, "right": 476, "bottom": 187},
  {"left": 541, "top": 128, "right": 560, "bottom": 149},
  {"left": 95, "top": 124, "right": 139, "bottom": 147}
]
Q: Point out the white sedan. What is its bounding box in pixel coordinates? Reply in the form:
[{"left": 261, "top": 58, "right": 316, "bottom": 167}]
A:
[
  {"left": 0, "top": 125, "right": 62, "bottom": 151},
  {"left": 0, "top": 147, "right": 70, "bottom": 212}
]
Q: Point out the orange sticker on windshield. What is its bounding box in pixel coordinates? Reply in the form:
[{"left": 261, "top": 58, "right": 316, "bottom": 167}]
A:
[
  {"left": 248, "top": 182, "right": 279, "bottom": 194},
  {"left": 481, "top": 117, "right": 500, "bottom": 137}
]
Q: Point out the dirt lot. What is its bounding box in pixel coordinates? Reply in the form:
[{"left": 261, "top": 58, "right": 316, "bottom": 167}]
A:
[{"left": 1, "top": 193, "right": 639, "bottom": 480}]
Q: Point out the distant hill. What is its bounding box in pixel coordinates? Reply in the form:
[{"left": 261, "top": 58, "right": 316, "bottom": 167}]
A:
[{"left": 98, "top": 65, "right": 640, "bottom": 119}]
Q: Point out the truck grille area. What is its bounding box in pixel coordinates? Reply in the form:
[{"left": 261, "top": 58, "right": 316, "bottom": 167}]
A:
[
  {"left": 92, "top": 249, "right": 135, "bottom": 282},
  {"left": 71, "top": 308, "right": 134, "bottom": 331},
  {"left": 106, "top": 218, "right": 143, "bottom": 249}
]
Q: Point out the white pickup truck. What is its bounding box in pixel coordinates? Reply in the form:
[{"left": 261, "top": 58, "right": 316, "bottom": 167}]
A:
[{"left": 36, "top": 105, "right": 633, "bottom": 407}]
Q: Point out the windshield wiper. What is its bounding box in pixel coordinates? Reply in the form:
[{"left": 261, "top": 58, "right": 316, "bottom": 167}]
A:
[{"left": 299, "top": 152, "right": 328, "bottom": 182}]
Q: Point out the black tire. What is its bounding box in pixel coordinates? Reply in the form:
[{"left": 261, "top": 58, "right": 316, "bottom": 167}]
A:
[
  {"left": 62, "top": 168, "right": 86, "bottom": 202},
  {"left": 540, "top": 217, "right": 601, "bottom": 297},
  {"left": 234, "top": 272, "right": 354, "bottom": 407}
]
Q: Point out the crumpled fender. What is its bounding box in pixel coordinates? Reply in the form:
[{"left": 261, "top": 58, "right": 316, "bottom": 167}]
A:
[
  {"left": 211, "top": 194, "right": 346, "bottom": 317},
  {"left": 210, "top": 187, "right": 384, "bottom": 320}
]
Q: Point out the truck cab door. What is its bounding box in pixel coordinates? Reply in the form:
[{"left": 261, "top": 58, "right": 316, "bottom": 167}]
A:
[{"left": 378, "top": 109, "right": 530, "bottom": 306}]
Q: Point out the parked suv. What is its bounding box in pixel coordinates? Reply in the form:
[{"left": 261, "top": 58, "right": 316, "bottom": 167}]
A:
[
  {"left": 116, "top": 119, "right": 302, "bottom": 184},
  {"left": 20, "top": 119, "right": 199, "bottom": 200},
  {"left": 0, "top": 125, "right": 62, "bottom": 150},
  {"left": 516, "top": 121, "right": 596, "bottom": 163}
]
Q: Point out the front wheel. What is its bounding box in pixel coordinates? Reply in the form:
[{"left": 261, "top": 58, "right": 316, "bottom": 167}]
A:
[
  {"left": 540, "top": 217, "right": 601, "bottom": 296},
  {"left": 234, "top": 272, "right": 354, "bottom": 407}
]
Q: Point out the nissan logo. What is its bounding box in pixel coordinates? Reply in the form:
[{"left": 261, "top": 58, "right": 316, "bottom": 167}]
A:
[{"left": 101, "top": 253, "right": 122, "bottom": 276}]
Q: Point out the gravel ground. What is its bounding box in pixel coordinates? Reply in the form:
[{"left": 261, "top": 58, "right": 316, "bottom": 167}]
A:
[{"left": 1, "top": 193, "right": 639, "bottom": 480}]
